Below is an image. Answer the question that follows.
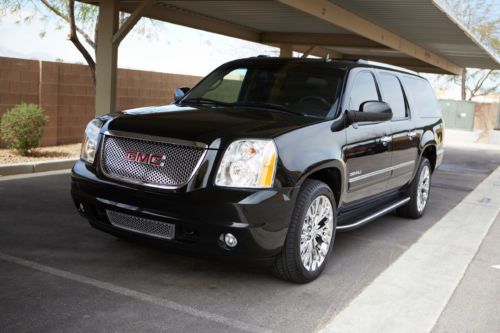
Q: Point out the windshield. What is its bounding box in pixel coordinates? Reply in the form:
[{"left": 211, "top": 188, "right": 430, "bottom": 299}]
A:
[{"left": 181, "top": 62, "right": 345, "bottom": 118}]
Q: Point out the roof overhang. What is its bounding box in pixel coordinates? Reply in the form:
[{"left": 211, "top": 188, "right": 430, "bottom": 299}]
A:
[{"left": 79, "top": 0, "right": 500, "bottom": 75}]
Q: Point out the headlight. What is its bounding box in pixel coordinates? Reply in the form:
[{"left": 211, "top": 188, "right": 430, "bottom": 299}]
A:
[
  {"left": 215, "top": 139, "right": 277, "bottom": 188},
  {"left": 80, "top": 118, "right": 103, "bottom": 164}
]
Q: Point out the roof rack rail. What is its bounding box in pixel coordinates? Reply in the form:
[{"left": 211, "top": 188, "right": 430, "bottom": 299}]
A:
[{"left": 356, "top": 59, "right": 418, "bottom": 75}]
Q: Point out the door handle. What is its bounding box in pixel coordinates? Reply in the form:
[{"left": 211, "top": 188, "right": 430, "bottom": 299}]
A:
[
  {"left": 380, "top": 136, "right": 392, "bottom": 146},
  {"left": 407, "top": 131, "right": 417, "bottom": 140}
]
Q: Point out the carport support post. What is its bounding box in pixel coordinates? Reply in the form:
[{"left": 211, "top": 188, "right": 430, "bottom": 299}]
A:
[
  {"left": 95, "top": 0, "right": 119, "bottom": 116},
  {"left": 280, "top": 44, "right": 293, "bottom": 57}
]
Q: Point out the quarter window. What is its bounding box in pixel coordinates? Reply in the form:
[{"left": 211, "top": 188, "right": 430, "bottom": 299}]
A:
[
  {"left": 401, "top": 77, "right": 440, "bottom": 118},
  {"left": 379, "top": 73, "right": 407, "bottom": 120},
  {"left": 349, "top": 71, "right": 379, "bottom": 111}
]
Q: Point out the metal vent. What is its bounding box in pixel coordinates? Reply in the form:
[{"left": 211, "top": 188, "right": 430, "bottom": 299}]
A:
[
  {"left": 106, "top": 210, "right": 175, "bottom": 240},
  {"left": 101, "top": 134, "right": 206, "bottom": 188}
]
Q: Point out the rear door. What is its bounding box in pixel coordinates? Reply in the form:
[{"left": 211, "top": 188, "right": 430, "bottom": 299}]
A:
[
  {"left": 376, "top": 71, "right": 418, "bottom": 190},
  {"left": 343, "top": 69, "right": 392, "bottom": 204}
]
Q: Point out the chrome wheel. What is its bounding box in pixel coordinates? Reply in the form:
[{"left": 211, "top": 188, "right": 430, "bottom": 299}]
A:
[
  {"left": 417, "top": 165, "right": 430, "bottom": 212},
  {"left": 300, "top": 195, "right": 334, "bottom": 272}
]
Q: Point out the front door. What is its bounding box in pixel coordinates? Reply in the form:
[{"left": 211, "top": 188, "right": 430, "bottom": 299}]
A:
[{"left": 343, "top": 70, "right": 392, "bottom": 204}]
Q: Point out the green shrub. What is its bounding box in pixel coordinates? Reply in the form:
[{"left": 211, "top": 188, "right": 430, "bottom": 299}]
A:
[{"left": 0, "top": 103, "right": 48, "bottom": 155}]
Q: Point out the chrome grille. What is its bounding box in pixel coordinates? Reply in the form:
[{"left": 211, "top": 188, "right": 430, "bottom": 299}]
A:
[
  {"left": 106, "top": 210, "right": 175, "bottom": 240},
  {"left": 101, "top": 135, "right": 206, "bottom": 187}
]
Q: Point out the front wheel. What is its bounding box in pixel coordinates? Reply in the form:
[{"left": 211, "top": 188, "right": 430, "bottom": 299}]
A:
[
  {"left": 272, "top": 180, "right": 336, "bottom": 283},
  {"left": 397, "top": 157, "right": 431, "bottom": 219}
]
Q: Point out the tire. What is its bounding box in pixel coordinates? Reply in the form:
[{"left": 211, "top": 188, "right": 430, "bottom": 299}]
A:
[
  {"left": 272, "top": 179, "right": 337, "bottom": 283},
  {"left": 397, "top": 157, "right": 431, "bottom": 219}
]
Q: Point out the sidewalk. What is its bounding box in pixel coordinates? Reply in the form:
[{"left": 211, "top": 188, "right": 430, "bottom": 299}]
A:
[{"left": 319, "top": 166, "right": 500, "bottom": 333}]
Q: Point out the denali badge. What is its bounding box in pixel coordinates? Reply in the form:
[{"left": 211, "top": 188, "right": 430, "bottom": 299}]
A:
[{"left": 125, "top": 150, "right": 165, "bottom": 166}]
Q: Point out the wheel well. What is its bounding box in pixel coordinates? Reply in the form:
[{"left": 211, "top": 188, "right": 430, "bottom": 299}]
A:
[
  {"left": 307, "top": 168, "right": 341, "bottom": 206},
  {"left": 422, "top": 145, "right": 437, "bottom": 172}
]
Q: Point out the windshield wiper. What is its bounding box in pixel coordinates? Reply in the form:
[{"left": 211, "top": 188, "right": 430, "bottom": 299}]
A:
[
  {"left": 180, "top": 97, "right": 230, "bottom": 106},
  {"left": 231, "top": 101, "right": 303, "bottom": 116}
]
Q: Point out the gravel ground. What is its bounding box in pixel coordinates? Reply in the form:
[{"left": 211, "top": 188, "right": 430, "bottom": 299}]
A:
[{"left": 0, "top": 143, "right": 81, "bottom": 165}]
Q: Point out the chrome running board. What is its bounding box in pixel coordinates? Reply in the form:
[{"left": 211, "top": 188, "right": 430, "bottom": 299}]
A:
[{"left": 336, "top": 197, "right": 410, "bottom": 232}]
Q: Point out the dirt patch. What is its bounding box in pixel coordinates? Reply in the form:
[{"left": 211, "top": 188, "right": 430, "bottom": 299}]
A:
[{"left": 0, "top": 143, "right": 82, "bottom": 165}]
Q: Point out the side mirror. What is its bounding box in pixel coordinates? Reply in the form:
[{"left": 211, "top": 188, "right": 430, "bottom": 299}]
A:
[
  {"left": 174, "top": 87, "right": 190, "bottom": 102},
  {"left": 347, "top": 101, "right": 392, "bottom": 123}
]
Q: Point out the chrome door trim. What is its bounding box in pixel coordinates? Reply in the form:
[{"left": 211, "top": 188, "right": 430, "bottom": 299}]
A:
[{"left": 349, "top": 160, "right": 415, "bottom": 183}]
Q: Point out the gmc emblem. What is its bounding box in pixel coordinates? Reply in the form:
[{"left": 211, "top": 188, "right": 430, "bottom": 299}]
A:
[{"left": 125, "top": 150, "right": 165, "bottom": 166}]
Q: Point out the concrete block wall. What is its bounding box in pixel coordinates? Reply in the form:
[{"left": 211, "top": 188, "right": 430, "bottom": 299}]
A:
[{"left": 0, "top": 56, "right": 201, "bottom": 147}]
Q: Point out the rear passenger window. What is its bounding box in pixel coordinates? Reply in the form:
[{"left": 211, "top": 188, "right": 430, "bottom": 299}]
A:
[
  {"left": 379, "top": 73, "right": 407, "bottom": 120},
  {"left": 401, "top": 77, "right": 440, "bottom": 118},
  {"left": 349, "top": 71, "right": 379, "bottom": 111}
]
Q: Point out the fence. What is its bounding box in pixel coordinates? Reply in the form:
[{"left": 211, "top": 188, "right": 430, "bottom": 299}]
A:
[{"left": 0, "top": 56, "right": 201, "bottom": 147}]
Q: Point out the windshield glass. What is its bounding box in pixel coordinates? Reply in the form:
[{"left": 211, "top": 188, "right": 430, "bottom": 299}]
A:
[{"left": 182, "top": 62, "right": 345, "bottom": 118}]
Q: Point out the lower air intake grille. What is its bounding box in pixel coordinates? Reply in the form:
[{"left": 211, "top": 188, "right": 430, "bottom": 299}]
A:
[{"left": 106, "top": 210, "right": 175, "bottom": 240}]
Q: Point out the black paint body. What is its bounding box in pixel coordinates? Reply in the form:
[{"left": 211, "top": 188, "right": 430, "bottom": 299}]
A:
[{"left": 71, "top": 58, "right": 444, "bottom": 262}]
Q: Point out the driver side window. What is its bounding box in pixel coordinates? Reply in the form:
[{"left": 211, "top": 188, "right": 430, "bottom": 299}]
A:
[{"left": 349, "top": 71, "right": 379, "bottom": 111}]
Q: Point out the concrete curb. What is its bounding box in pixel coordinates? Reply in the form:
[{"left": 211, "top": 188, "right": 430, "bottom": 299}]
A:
[{"left": 0, "top": 158, "right": 78, "bottom": 176}]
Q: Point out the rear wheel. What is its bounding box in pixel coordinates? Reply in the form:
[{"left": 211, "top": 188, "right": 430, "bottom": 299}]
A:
[
  {"left": 397, "top": 157, "right": 431, "bottom": 219},
  {"left": 272, "top": 180, "right": 336, "bottom": 283}
]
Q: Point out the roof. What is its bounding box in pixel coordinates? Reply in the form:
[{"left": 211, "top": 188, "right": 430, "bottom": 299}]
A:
[
  {"left": 224, "top": 56, "right": 425, "bottom": 77},
  {"left": 80, "top": 0, "right": 499, "bottom": 74}
]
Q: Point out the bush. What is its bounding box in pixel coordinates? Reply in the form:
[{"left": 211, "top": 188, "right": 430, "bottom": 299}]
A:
[{"left": 0, "top": 103, "right": 48, "bottom": 155}]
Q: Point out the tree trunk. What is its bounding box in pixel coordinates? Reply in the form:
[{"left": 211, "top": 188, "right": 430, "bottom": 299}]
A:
[{"left": 461, "top": 68, "right": 467, "bottom": 100}]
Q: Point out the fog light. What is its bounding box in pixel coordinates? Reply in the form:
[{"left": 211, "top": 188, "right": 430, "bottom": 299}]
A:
[{"left": 224, "top": 233, "right": 238, "bottom": 248}]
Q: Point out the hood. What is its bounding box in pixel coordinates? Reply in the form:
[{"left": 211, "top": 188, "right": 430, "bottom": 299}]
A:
[{"left": 106, "top": 104, "right": 324, "bottom": 148}]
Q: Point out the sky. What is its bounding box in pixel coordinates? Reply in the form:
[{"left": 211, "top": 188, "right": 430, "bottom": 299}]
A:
[{"left": 0, "top": 5, "right": 278, "bottom": 77}]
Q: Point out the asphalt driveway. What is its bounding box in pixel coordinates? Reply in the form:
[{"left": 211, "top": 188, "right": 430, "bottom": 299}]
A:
[{"left": 0, "top": 146, "right": 498, "bottom": 333}]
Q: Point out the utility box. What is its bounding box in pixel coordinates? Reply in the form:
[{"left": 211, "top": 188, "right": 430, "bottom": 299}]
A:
[{"left": 439, "top": 99, "right": 475, "bottom": 131}]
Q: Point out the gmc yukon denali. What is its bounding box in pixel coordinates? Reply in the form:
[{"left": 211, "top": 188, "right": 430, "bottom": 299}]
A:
[{"left": 72, "top": 57, "right": 444, "bottom": 283}]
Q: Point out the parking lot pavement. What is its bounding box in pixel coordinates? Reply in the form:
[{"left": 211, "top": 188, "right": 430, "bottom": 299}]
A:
[{"left": 0, "top": 146, "right": 499, "bottom": 333}]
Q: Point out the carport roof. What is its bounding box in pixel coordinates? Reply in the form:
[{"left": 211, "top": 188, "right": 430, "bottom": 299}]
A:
[{"left": 81, "top": 0, "right": 499, "bottom": 74}]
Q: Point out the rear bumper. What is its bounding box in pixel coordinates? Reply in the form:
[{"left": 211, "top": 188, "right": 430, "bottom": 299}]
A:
[{"left": 71, "top": 160, "right": 297, "bottom": 263}]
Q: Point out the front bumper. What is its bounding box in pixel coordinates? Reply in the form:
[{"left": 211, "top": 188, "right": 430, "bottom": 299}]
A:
[{"left": 71, "top": 160, "right": 297, "bottom": 263}]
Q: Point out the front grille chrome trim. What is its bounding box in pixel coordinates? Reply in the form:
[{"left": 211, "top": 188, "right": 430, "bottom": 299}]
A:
[
  {"left": 104, "top": 130, "right": 207, "bottom": 148},
  {"left": 106, "top": 210, "right": 175, "bottom": 240},
  {"left": 99, "top": 131, "right": 208, "bottom": 190}
]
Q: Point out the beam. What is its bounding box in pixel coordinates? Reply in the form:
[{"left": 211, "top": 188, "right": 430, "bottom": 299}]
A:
[
  {"left": 292, "top": 45, "right": 342, "bottom": 59},
  {"left": 261, "top": 32, "right": 387, "bottom": 49},
  {"left": 279, "top": 44, "right": 293, "bottom": 57},
  {"left": 112, "top": 0, "right": 156, "bottom": 46},
  {"left": 119, "top": 2, "right": 260, "bottom": 43},
  {"left": 276, "top": 0, "right": 462, "bottom": 74},
  {"left": 301, "top": 46, "right": 316, "bottom": 58},
  {"left": 95, "top": 0, "right": 118, "bottom": 115}
]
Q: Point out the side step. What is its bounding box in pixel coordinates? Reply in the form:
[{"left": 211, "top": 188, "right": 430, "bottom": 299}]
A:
[{"left": 336, "top": 197, "right": 410, "bottom": 232}]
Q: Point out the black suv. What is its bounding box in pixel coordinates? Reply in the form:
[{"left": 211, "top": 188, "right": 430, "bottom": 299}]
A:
[{"left": 72, "top": 57, "right": 443, "bottom": 283}]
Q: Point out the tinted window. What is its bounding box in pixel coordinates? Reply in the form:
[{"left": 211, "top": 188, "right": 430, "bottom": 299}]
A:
[
  {"left": 401, "top": 77, "right": 440, "bottom": 118},
  {"left": 349, "top": 71, "right": 379, "bottom": 111},
  {"left": 203, "top": 68, "right": 247, "bottom": 103},
  {"left": 379, "top": 73, "right": 407, "bottom": 120},
  {"left": 185, "top": 63, "right": 344, "bottom": 118}
]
